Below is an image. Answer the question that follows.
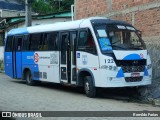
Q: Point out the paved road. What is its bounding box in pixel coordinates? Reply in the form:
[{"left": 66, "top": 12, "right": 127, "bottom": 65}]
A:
[{"left": 0, "top": 73, "right": 160, "bottom": 120}]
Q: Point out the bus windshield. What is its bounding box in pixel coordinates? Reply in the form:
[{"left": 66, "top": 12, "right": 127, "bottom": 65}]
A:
[{"left": 94, "top": 24, "right": 146, "bottom": 52}]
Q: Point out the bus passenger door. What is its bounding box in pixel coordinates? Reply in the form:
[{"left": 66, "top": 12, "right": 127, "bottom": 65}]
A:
[
  {"left": 13, "top": 36, "right": 23, "bottom": 78},
  {"left": 60, "top": 32, "right": 77, "bottom": 85},
  {"left": 70, "top": 31, "right": 77, "bottom": 85},
  {"left": 60, "top": 33, "right": 69, "bottom": 83}
]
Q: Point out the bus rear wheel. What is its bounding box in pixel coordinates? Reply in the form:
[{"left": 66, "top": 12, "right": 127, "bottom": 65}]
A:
[
  {"left": 26, "top": 71, "right": 36, "bottom": 86},
  {"left": 84, "top": 76, "right": 96, "bottom": 98}
]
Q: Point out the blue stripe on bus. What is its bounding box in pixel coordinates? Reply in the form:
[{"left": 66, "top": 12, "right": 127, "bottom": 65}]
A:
[
  {"left": 5, "top": 52, "right": 13, "bottom": 78},
  {"left": 22, "top": 52, "right": 40, "bottom": 81},
  {"left": 116, "top": 68, "right": 124, "bottom": 78},
  {"left": 16, "top": 52, "right": 22, "bottom": 78},
  {"left": 144, "top": 67, "right": 149, "bottom": 76},
  {"left": 7, "top": 28, "right": 29, "bottom": 36},
  {"left": 123, "top": 54, "right": 142, "bottom": 60}
]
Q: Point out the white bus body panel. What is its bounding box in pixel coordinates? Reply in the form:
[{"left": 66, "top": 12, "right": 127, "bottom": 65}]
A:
[
  {"left": 33, "top": 51, "right": 60, "bottom": 83},
  {"left": 95, "top": 50, "right": 152, "bottom": 87}
]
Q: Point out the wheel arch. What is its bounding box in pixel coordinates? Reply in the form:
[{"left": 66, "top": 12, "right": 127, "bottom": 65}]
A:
[
  {"left": 22, "top": 67, "right": 32, "bottom": 80},
  {"left": 77, "top": 68, "right": 95, "bottom": 87}
]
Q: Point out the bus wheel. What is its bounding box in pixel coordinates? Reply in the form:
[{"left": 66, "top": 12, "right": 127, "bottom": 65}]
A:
[
  {"left": 26, "top": 71, "right": 35, "bottom": 86},
  {"left": 84, "top": 76, "right": 96, "bottom": 98}
]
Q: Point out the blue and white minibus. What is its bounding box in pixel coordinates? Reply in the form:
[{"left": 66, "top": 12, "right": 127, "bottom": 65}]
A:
[{"left": 4, "top": 17, "right": 152, "bottom": 97}]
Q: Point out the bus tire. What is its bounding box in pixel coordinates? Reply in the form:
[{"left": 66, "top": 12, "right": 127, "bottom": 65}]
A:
[
  {"left": 26, "top": 71, "right": 36, "bottom": 86},
  {"left": 84, "top": 76, "right": 96, "bottom": 98}
]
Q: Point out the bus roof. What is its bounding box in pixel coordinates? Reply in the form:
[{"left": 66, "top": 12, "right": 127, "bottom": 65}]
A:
[{"left": 7, "top": 17, "right": 133, "bottom": 36}]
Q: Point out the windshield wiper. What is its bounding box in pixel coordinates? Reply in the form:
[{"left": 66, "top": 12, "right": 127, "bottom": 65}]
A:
[
  {"left": 129, "top": 47, "right": 143, "bottom": 50},
  {"left": 128, "top": 44, "right": 143, "bottom": 50}
]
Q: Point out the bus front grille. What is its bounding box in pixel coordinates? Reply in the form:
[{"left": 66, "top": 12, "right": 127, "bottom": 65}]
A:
[
  {"left": 125, "top": 76, "right": 143, "bottom": 82},
  {"left": 122, "top": 66, "right": 145, "bottom": 73},
  {"left": 116, "top": 60, "right": 146, "bottom": 66}
]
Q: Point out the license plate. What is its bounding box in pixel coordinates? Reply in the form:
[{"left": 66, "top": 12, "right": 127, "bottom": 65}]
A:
[{"left": 131, "top": 73, "right": 140, "bottom": 77}]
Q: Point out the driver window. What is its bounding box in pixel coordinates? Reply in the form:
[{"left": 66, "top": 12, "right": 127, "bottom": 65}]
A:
[
  {"left": 130, "top": 32, "right": 142, "bottom": 46},
  {"left": 78, "top": 29, "right": 97, "bottom": 54},
  {"left": 111, "top": 32, "right": 121, "bottom": 45}
]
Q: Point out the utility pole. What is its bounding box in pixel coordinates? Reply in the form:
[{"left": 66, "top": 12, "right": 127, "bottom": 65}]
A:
[
  {"left": 71, "top": 5, "right": 74, "bottom": 21},
  {"left": 74, "top": 0, "right": 77, "bottom": 20},
  {"left": 59, "top": 0, "right": 61, "bottom": 12},
  {"left": 25, "top": 0, "right": 32, "bottom": 27}
]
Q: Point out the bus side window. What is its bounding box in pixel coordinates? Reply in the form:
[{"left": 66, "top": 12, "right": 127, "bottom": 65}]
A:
[
  {"left": 30, "top": 33, "right": 42, "bottom": 51},
  {"left": 47, "top": 32, "right": 58, "bottom": 51},
  {"left": 5, "top": 36, "right": 13, "bottom": 52},
  {"left": 16, "top": 37, "right": 23, "bottom": 51},
  {"left": 78, "top": 29, "right": 97, "bottom": 54},
  {"left": 42, "top": 33, "right": 48, "bottom": 51},
  {"left": 70, "top": 31, "right": 77, "bottom": 65},
  {"left": 78, "top": 31, "right": 87, "bottom": 47},
  {"left": 38, "top": 34, "right": 43, "bottom": 51},
  {"left": 23, "top": 35, "right": 29, "bottom": 51}
]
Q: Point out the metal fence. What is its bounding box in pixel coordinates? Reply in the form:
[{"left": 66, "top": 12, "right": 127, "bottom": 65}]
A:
[{"left": 145, "top": 37, "right": 160, "bottom": 79}]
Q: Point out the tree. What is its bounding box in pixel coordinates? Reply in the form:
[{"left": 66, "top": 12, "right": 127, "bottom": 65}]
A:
[
  {"left": 15, "top": 0, "right": 74, "bottom": 14},
  {"left": 32, "top": 0, "right": 52, "bottom": 14},
  {"left": 51, "top": 0, "right": 74, "bottom": 12},
  {"left": 32, "top": 0, "right": 74, "bottom": 14},
  {"left": 61, "top": 0, "right": 74, "bottom": 11}
]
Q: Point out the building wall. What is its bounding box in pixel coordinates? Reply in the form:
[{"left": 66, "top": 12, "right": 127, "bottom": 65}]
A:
[
  {"left": 1, "top": 9, "right": 25, "bottom": 17},
  {"left": 75, "top": 0, "right": 160, "bottom": 79}
]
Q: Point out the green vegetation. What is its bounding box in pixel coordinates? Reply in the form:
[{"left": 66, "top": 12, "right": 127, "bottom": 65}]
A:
[
  {"left": 15, "top": 0, "right": 74, "bottom": 14},
  {"left": 32, "top": 0, "right": 74, "bottom": 14}
]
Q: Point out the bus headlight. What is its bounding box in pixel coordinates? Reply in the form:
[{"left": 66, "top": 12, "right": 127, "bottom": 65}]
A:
[{"left": 147, "top": 64, "right": 152, "bottom": 70}]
